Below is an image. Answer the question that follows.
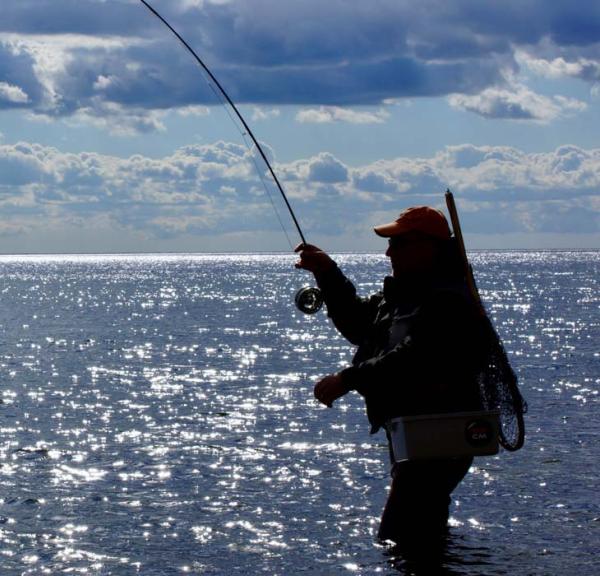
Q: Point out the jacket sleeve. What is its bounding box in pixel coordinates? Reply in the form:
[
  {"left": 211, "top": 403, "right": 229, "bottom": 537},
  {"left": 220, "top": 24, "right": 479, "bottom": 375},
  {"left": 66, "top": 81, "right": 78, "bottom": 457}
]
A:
[
  {"left": 315, "top": 265, "right": 382, "bottom": 346},
  {"left": 339, "top": 291, "right": 488, "bottom": 401}
]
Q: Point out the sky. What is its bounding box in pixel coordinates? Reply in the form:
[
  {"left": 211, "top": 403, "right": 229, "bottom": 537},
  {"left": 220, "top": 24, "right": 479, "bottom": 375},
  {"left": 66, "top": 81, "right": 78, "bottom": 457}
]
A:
[{"left": 0, "top": 0, "right": 599, "bottom": 253}]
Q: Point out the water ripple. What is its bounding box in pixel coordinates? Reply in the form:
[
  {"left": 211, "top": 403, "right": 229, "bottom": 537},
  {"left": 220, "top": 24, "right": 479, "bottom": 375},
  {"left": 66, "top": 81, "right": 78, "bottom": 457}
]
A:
[{"left": 0, "top": 252, "right": 597, "bottom": 574}]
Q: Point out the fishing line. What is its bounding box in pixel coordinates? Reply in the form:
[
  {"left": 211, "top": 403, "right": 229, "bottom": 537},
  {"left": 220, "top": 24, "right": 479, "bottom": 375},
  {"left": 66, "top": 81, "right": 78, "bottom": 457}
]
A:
[
  {"left": 247, "top": 149, "right": 296, "bottom": 252},
  {"left": 206, "top": 78, "right": 295, "bottom": 250},
  {"left": 138, "top": 0, "right": 307, "bottom": 247},
  {"left": 138, "top": 0, "right": 322, "bottom": 312}
]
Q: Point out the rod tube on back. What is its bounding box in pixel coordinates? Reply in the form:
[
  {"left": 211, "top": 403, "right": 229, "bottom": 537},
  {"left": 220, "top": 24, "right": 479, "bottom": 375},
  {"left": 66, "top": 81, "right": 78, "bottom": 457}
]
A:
[
  {"left": 445, "top": 189, "right": 483, "bottom": 312},
  {"left": 139, "top": 0, "right": 308, "bottom": 246}
]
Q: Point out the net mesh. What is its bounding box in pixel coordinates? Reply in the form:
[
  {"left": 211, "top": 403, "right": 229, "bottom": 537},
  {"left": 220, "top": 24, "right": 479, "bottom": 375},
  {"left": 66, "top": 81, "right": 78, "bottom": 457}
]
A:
[{"left": 477, "top": 315, "right": 527, "bottom": 451}]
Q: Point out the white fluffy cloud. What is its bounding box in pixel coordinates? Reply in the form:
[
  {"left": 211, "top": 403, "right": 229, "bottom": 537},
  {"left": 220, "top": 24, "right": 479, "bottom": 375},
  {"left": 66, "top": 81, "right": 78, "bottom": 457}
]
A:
[
  {"left": 0, "top": 140, "right": 597, "bottom": 251},
  {"left": 251, "top": 107, "right": 280, "bottom": 121},
  {"left": 448, "top": 84, "right": 587, "bottom": 122},
  {"left": 296, "top": 106, "right": 389, "bottom": 124},
  {"left": 0, "top": 81, "right": 29, "bottom": 103},
  {"left": 517, "top": 48, "right": 600, "bottom": 83}
]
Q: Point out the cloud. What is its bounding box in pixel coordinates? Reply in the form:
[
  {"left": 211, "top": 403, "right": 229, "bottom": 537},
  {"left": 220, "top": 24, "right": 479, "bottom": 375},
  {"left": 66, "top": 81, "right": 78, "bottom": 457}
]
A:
[
  {"left": 0, "top": 0, "right": 596, "bottom": 130},
  {"left": 0, "top": 81, "right": 29, "bottom": 103},
  {"left": 66, "top": 99, "right": 168, "bottom": 135},
  {"left": 2, "top": 139, "right": 598, "bottom": 251},
  {"left": 306, "top": 153, "right": 348, "bottom": 183},
  {"left": 296, "top": 106, "right": 389, "bottom": 124},
  {"left": 251, "top": 107, "right": 280, "bottom": 121},
  {"left": 434, "top": 144, "right": 600, "bottom": 202},
  {"left": 0, "top": 41, "right": 44, "bottom": 110},
  {"left": 517, "top": 48, "right": 600, "bottom": 86},
  {"left": 519, "top": 53, "right": 597, "bottom": 80},
  {"left": 0, "top": 1, "right": 149, "bottom": 36},
  {"left": 352, "top": 168, "right": 402, "bottom": 194},
  {"left": 448, "top": 84, "right": 587, "bottom": 122}
]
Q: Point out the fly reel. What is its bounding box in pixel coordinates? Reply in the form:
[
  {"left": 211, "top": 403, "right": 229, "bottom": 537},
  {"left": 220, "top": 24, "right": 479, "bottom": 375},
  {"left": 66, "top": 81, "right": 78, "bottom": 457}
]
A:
[{"left": 294, "top": 286, "right": 324, "bottom": 314}]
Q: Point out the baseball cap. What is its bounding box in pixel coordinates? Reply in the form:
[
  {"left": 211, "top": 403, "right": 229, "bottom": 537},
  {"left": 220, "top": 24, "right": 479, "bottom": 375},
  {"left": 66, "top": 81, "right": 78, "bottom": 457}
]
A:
[{"left": 374, "top": 206, "right": 451, "bottom": 240}]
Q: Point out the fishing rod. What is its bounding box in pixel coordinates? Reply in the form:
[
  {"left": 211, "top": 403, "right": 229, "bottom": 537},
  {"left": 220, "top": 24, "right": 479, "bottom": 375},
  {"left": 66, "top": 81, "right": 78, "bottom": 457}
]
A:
[{"left": 138, "top": 0, "right": 323, "bottom": 314}]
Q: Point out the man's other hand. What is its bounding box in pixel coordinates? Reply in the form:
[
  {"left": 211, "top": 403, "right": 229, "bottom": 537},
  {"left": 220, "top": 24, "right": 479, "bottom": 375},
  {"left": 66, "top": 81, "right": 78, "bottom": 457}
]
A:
[{"left": 314, "top": 373, "right": 348, "bottom": 408}]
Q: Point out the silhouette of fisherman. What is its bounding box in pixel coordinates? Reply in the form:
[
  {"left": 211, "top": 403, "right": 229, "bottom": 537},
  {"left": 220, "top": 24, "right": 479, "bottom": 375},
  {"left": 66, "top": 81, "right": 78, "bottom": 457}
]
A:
[{"left": 295, "top": 206, "right": 488, "bottom": 546}]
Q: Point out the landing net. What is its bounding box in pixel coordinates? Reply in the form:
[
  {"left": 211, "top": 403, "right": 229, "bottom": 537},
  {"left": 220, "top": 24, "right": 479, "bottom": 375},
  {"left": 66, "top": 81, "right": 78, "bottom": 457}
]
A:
[{"left": 478, "top": 314, "right": 527, "bottom": 451}]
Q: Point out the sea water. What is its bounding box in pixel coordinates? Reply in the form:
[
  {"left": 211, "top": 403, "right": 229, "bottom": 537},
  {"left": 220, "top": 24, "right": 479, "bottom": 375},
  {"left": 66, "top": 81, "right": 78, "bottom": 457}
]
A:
[{"left": 0, "top": 251, "right": 597, "bottom": 575}]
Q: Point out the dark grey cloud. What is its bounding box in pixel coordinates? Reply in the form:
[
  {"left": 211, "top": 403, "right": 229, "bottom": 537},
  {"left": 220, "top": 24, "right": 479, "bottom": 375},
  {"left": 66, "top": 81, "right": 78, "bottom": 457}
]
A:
[
  {"left": 450, "top": 0, "right": 600, "bottom": 47},
  {"left": 0, "top": 44, "right": 44, "bottom": 109},
  {"left": 216, "top": 57, "right": 502, "bottom": 106},
  {"left": 0, "top": 0, "right": 598, "bottom": 125},
  {"left": 0, "top": 0, "right": 150, "bottom": 36}
]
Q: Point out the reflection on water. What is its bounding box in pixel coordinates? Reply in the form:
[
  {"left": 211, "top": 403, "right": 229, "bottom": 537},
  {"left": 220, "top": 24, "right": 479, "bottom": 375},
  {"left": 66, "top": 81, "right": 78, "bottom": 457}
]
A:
[
  {"left": 383, "top": 534, "right": 496, "bottom": 576},
  {"left": 0, "top": 252, "right": 598, "bottom": 574}
]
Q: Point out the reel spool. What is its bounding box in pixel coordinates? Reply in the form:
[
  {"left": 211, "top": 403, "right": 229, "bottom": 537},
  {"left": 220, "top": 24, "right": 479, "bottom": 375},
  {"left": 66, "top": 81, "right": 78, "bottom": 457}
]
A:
[{"left": 295, "top": 286, "right": 324, "bottom": 314}]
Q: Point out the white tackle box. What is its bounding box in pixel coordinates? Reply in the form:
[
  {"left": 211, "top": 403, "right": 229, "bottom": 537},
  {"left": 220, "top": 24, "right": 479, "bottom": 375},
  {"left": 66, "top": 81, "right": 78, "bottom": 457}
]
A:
[{"left": 386, "top": 410, "right": 500, "bottom": 461}]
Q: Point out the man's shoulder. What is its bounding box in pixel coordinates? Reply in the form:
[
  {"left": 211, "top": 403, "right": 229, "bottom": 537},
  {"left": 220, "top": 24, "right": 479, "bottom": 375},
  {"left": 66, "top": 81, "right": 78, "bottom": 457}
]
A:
[{"left": 419, "top": 283, "right": 477, "bottom": 319}]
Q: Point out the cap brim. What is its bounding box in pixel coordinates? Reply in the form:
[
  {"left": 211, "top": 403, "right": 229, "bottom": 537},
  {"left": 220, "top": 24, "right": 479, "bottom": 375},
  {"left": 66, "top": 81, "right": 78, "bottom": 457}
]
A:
[{"left": 374, "top": 222, "right": 406, "bottom": 237}]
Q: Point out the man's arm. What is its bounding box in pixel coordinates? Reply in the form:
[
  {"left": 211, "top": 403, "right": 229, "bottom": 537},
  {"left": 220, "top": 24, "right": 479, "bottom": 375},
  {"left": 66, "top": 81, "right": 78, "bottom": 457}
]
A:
[
  {"left": 295, "top": 244, "right": 381, "bottom": 345},
  {"left": 339, "top": 291, "right": 487, "bottom": 401}
]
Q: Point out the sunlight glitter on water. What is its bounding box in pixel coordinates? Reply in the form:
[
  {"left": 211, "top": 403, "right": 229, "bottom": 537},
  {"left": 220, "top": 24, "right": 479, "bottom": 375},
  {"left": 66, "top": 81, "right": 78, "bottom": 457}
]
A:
[{"left": 0, "top": 252, "right": 597, "bottom": 574}]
